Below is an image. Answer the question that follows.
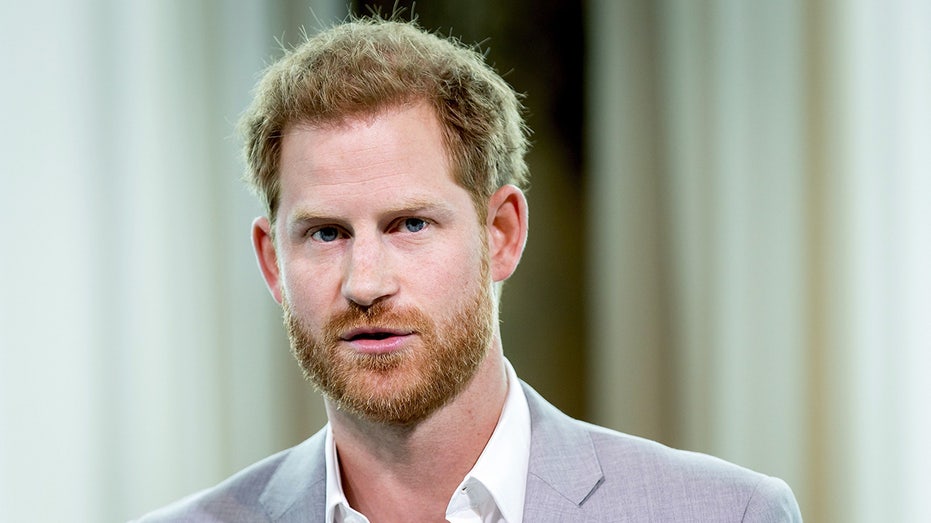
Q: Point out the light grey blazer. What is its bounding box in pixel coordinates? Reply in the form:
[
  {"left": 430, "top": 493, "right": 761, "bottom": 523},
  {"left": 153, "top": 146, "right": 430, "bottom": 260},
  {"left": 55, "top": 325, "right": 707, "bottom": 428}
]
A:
[{"left": 136, "top": 383, "right": 802, "bottom": 522}]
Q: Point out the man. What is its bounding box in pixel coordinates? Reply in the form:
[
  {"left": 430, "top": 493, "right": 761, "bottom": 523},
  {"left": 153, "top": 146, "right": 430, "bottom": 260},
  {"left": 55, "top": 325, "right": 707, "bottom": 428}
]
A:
[{"left": 138, "top": 17, "right": 802, "bottom": 522}]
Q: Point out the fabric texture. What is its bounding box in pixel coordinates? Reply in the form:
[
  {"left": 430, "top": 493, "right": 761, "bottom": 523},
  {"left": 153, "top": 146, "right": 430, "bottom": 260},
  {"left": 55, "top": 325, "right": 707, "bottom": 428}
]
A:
[{"left": 134, "top": 382, "right": 802, "bottom": 522}]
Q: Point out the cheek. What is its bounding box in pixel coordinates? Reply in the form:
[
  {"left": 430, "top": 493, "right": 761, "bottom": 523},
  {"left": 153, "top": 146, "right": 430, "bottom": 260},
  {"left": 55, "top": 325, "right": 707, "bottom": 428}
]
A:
[
  {"left": 279, "top": 259, "right": 339, "bottom": 317},
  {"left": 419, "top": 240, "right": 485, "bottom": 294}
]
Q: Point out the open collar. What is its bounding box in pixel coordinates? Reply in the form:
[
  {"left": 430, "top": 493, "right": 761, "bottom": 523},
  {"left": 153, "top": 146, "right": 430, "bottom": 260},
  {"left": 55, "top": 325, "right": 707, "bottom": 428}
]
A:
[{"left": 254, "top": 380, "right": 604, "bottom": 521}]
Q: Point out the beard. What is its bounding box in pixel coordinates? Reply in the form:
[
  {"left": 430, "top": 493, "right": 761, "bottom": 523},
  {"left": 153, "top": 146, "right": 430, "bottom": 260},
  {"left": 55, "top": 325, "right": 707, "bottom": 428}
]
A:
[{"left": 283, "top": 263, "right": 496, "bottom": 426}]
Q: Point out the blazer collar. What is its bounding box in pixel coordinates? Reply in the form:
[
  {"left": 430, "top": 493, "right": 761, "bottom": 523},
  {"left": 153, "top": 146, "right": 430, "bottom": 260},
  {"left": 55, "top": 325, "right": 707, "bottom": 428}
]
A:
[
  {"left": 259, "top": 427, "right": 328, "bottom": 522},
  {"left": 256, "top": 382, "right": 604, "bottom": 520},
  {"left": 522, "top": 381, "right": 605, "bottom": 506}
]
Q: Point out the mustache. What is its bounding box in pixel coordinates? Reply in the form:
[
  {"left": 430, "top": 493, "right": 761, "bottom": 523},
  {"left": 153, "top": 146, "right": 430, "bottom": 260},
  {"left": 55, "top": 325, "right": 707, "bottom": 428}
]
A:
[{"left": 322, "top": 301, "right": 432, "bottom": 344}]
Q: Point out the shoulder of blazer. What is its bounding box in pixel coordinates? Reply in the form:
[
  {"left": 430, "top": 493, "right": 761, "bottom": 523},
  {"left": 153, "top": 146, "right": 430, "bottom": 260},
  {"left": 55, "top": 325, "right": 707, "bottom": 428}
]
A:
[
  {"left": 133, "top": 428, "right": 328, "bottom": 522},
  {"left": 520, "top": 381, "right": 802, "bottom": 522}
]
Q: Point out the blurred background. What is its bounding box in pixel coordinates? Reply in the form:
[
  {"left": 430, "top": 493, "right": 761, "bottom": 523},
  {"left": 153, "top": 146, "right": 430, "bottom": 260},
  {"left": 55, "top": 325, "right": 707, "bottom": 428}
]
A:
[{"left": 1, "top": 0, "right": 928, "bottom": 521}]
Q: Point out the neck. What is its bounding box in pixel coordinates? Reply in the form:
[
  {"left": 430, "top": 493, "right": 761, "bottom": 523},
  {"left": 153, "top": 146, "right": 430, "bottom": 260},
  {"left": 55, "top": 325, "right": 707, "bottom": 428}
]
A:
[{"left": 326, "top": 343, "right": 508, "bottom": 523}]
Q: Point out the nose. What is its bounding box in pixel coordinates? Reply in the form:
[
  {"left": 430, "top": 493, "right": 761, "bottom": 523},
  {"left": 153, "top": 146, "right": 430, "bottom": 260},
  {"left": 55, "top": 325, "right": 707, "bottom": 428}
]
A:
[{"left": 341, "top": 235, "right": 397, "bottom": 307}]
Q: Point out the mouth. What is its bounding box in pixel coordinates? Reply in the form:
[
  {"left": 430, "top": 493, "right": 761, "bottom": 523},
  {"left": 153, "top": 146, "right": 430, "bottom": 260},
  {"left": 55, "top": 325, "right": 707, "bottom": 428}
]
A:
[
  {"left": 340, "top": 327, "right": 414, "bottom": 343},
  {"left": 338, "top": 327, "right": 415, "bottom": 355}
]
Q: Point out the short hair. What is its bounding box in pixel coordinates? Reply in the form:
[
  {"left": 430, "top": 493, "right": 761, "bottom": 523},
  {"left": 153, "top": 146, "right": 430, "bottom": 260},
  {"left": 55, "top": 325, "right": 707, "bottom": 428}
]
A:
[{"left": 239, "top": 17, "right": 530, "bottom": 224}]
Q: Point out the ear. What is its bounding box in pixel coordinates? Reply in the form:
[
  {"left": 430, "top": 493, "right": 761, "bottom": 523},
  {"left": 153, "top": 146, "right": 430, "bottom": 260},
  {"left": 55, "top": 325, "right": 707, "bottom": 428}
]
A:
[
  {"left": 252, "top": 216, "right": 283, "bottom": 304},
  {"left": 486, "top": 185, "right": 529, "bottom": 282}
]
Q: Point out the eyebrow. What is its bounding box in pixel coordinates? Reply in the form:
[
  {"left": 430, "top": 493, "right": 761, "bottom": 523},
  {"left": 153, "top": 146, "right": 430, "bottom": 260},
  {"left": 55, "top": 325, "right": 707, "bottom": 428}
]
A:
[{"left": 287, "top": 198, "right": 458, "bottom": 229}]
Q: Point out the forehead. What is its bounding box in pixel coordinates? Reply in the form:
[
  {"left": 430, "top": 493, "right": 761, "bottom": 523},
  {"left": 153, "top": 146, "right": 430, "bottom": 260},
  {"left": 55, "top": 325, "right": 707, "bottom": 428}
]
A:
[
  {"left": 276, "top": 103, "right": 467, "bottom": 218},
  {"left": 284, "top": 104, "right": 445, "bottom": 172}
]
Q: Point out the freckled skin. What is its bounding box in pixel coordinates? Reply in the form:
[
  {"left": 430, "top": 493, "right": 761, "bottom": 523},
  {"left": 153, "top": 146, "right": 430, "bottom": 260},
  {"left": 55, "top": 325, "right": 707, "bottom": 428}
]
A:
[{"left": 271, "top": 103, "right": 488, "bottom": 353}]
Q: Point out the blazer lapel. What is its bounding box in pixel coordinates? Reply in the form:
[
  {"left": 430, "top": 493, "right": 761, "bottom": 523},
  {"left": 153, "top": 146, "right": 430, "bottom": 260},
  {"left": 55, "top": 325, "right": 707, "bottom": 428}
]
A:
[
  {"left": 521, "top": 382, "right": 605, "bottom": 516},
  {"left": 253, "top": 386, "right": 604, "bottom": 521},
  {"left": 259, "top": 427, "right": 328, "bottom": 522}
]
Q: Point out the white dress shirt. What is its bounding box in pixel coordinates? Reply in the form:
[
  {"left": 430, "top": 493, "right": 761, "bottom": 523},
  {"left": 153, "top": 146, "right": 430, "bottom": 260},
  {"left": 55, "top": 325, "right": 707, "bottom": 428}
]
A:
[{"left": 324, "top": 359, "right": 532, "bottom": 523}]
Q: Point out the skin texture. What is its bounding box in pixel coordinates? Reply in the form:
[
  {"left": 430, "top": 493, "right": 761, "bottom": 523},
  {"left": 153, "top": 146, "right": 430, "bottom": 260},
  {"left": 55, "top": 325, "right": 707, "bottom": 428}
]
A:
[{"left": 251, "top": 101, "right": 529, "bottom": 522}]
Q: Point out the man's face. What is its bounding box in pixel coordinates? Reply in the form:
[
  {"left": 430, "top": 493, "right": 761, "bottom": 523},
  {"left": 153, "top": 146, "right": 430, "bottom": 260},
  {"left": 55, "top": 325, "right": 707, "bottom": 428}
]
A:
[{"left": 268, "top": 103, "right": 496, "bottom": 425}]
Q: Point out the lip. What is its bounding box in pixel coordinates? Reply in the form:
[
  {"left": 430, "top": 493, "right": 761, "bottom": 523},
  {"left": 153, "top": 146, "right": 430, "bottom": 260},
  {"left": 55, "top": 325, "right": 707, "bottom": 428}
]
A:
[{"left": 339, "top": 327, "right": 415, "bottom": 354}]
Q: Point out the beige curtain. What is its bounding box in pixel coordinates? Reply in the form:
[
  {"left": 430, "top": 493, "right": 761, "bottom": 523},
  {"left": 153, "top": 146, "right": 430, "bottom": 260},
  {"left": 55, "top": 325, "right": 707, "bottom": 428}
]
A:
[
  {"left": 0, "top": 1, "right": 339, "bottom": 521},
  {"left": 586, "top": 1, "right": 931, "bottom": 522}
]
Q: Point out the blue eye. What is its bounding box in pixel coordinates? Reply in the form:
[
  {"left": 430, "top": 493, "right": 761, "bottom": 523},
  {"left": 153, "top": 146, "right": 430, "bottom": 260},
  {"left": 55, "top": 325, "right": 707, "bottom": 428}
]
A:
[
  {"left": 403, "top": 218, "right": 427, "bottom": 233},
  {"left": 311, "top": 227, "right": 341, "bottom": 242}
]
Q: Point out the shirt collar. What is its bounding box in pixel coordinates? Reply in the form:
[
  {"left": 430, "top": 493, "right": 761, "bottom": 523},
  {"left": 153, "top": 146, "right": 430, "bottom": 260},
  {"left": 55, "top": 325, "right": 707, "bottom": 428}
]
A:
[
  {"left": 324, "top": 358, "right": 532, "bottom": 523},
  {"left": 459, "top": 360, "right": 530, "bottom": 523},
  {"left": 324, "top": 423, "right": 357, "bottom": 523},
  {"left": 446, "top": 359, "right": 530, "bottom": 523}
]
